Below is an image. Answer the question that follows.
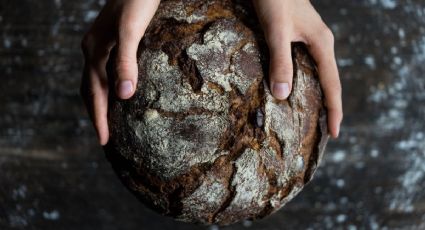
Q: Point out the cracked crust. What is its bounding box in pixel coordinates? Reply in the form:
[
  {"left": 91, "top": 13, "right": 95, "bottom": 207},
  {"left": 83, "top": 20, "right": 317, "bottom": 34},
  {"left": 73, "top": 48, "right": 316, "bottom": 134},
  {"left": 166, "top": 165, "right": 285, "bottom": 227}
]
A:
[{"left": 104, "top": 0, "right": 328, "bottom": 226}]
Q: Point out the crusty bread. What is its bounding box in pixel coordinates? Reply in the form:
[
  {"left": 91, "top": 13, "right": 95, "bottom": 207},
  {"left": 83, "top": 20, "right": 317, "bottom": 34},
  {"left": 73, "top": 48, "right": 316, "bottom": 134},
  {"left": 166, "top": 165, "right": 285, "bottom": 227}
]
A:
[{"left": 105, "top": 0, "right": 328, "bottom": 225}]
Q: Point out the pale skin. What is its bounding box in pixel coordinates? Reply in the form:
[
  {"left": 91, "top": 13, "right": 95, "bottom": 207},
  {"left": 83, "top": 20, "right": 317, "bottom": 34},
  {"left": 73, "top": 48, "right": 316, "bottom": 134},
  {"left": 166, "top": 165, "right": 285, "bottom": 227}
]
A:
[{"left": 81, "top": 0, "right": 343, "bottom": 146}]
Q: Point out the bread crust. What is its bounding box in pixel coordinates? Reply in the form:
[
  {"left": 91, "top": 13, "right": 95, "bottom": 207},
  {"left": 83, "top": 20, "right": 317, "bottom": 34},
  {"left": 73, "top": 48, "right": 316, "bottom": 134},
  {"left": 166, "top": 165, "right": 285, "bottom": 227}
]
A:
[{"left": 105, "top": 0, "right": 328, "bottom": 225}]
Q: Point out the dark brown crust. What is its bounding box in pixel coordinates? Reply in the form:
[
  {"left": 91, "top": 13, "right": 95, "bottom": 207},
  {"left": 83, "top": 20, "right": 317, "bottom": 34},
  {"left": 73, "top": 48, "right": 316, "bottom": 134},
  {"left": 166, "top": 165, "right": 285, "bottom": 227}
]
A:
[{"left": 105, "top": 0, "right": 328, "bottom": 226}]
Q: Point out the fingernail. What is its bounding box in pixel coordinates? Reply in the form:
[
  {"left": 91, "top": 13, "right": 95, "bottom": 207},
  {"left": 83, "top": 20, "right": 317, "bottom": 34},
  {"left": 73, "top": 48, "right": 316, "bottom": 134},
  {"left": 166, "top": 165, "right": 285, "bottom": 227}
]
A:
[
  {"left": 118, "top": 80, "right": 133, "bottom": 98},
  {"left": 272, "top": 82, "right": 290, "bottom": 100}
]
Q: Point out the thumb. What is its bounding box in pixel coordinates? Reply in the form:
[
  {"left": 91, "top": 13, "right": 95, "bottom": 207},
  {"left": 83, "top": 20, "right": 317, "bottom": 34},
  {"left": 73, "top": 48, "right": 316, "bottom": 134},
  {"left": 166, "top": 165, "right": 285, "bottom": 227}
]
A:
[
  {"left": 115, "top": 34, "right": 139, "bottom": 99},
  {"left": 115, "top": 0, "right": 159, "bottom": 99},
  {"left": 268, "top": 39, "right": 293, "bottom": 100}
]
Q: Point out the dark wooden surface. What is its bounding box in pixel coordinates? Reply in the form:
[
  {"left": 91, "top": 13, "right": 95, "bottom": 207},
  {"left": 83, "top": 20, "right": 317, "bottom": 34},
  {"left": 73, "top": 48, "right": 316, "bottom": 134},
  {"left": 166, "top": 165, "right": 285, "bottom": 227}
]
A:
[{"left": 1, "top": 0, "right": 425, "bottom": 229}]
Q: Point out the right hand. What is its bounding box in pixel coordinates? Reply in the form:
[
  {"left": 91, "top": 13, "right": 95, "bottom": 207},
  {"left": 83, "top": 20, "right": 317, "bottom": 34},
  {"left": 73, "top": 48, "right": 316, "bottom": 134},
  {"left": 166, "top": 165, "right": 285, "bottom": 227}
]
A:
[
  {"left": 252, "top": 0, "right": 343, "bottom": 138},
  {"left": 80, "top": 0, "right": 160, "bottom": 145}
]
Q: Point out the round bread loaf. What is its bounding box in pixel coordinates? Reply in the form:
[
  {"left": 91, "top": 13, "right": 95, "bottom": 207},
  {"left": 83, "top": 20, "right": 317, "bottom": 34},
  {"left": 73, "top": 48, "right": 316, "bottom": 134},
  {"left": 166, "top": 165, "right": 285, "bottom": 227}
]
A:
[{"left": 105, "top": 0, "right": 328, "bottom": 225}]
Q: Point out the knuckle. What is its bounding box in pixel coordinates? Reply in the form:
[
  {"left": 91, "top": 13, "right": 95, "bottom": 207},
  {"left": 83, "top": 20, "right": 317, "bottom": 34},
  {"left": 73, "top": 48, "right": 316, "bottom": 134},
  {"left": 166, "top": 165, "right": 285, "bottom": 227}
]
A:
[
  {"left": 115, "top": 57, "right": 135, "bottom": 74},
  {"left": 271, "top": 54, "right": 293, "bottom": 79},
  {"left": 266, "top": 29, "right": 290, "bottom": 51},
  {"left": 328, "top": 80, "right": 342, "bottom": 93},
  {"left": 318, "top": 26, "right": 335, "bottom": 46},
  {"left": 336, "top": 83, "right": 342, "bottom": 93},
  {"left": 334, "top": 83, "right": 342, "bottom": 95},
  {"left": 279, "top": 65, "right": 293, "bottom": 78},
  {"left": 266, "top": 30, "right": 285, "bottom": 47},
  {"left": 328, "top": 104, "right": 343, "bottom": 120},
  {"left": 332, "top": 103, "right": 343, "bottom": 114},
  {"left": 327, "top": 85, "right": 342, "bottom": 102},
  {"left": 119, "top": 20, "right": 141, "bottom": 39},
  {"left": 116, "top": 55, "right": 133, "bottom": 65}
]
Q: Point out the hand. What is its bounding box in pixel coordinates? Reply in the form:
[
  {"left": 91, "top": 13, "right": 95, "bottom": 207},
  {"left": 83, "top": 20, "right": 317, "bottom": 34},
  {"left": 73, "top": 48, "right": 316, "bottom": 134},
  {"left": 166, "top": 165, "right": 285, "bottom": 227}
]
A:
[
  {"left": 80, "top": 0, "right": 160, "bottom": 145},
  {"left": 252, "top": 0, "right": 343, "bottom": 138}
]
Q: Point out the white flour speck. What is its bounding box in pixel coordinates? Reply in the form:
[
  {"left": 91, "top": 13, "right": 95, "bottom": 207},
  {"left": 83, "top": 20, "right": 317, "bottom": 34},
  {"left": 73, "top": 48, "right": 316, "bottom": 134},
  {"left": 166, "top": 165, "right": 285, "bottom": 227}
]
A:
[
  {"left": 336, "top": 214, "right": 347, "bottom": 223},
  {"left": 389, "top": 132, "right": 425, "bottom": 212},
  {"left": 336, "top": 179, "right": 345, "bottom": 188},
  {"left": 209, "top": 225, "right": 220, "bottom": 230},
  {"left": 337, "top": 58, "right": 354, "bottom": 67},
  {"left": 43, "top": 210, "right": 60, "bottom": 220},
  {"left": 398, "top": 28, "right": 405, "bottom": 39},
  {"left": 364, "top": 55, "right": 376, "bottom": 69},
  {"left": 370, "top": 149, "right": 379, "bottom": 158},
  {"left": 332, "top": 150, "right": 346, "bottom": 163},
  {"left": 393, "top": 56, "right": 402, "bottom": 65},
  {"left": 4, "top": 38, "right": 11, "bottom": 48},
  {"left": 84, "top": 10, "right": 99, "bottom": 22},
  {"left": 379, "top": 0, "right": 397, "bottom": 9},
  {"left": 12, "top": 185, "right": 27, "bottom": 200}
]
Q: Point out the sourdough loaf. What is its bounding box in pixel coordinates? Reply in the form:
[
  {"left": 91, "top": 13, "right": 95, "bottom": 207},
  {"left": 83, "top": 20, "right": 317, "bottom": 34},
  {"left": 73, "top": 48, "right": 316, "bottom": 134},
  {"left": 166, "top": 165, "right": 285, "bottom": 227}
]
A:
[{"left": 105, "top": 0, "right": 328, "bottom": 225}]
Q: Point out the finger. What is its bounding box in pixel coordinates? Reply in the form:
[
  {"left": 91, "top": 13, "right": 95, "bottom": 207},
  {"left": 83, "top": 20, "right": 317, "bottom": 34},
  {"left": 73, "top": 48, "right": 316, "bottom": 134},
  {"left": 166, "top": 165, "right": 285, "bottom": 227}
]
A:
[
  {"left": 115, "top": 0, "right": 160, "bottom": 99},
  {"left": 252, "top": 0, "right": 293, "bottom": 100},
  {"left": 81, "top": 33, "right": 114, "bottom": 145},
  {"left": 91, "top": 69, "right": 109, "bottom": 146},
  {"left": 306, "top": 27, "right": 343, "bottom": 138},
  {"left": 268, "top": 36, "right": 293, "bottom": 100},
  {"left": 80, "top": 38, "right": 110, "bottom": 146},
  {"left": 81, "top": 64, "right": 110, "bottom": 146}
]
